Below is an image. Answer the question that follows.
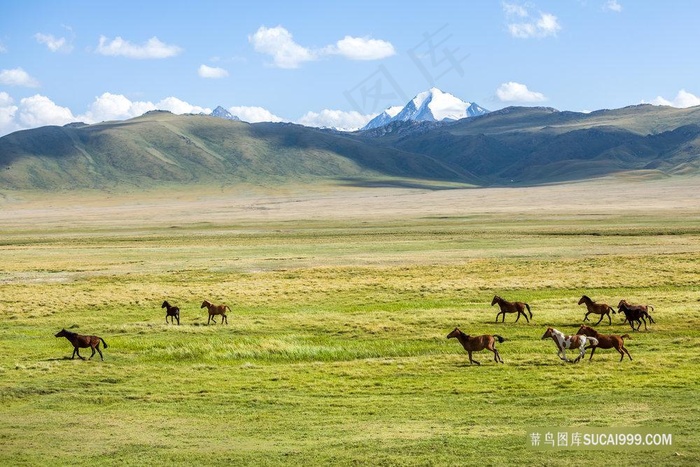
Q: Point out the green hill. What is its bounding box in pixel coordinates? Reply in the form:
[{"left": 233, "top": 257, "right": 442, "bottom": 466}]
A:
[{"left": 1, "top": 104, "right": 699, "bottom": 191}]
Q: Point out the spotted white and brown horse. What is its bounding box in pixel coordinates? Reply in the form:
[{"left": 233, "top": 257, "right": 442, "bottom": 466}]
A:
[{"left": 541, "top": 327, "right": 598, "bottom": 363}]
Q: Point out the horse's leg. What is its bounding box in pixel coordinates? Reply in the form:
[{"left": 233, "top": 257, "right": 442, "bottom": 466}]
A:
[
  {"left": 71, "top": 347, "right": 77, "bottom": 359},
  {"left": 514, "top": 311, "right": 520, "bottom": 323},
  {"left": 207, "top": 314, "right": 212, "bottom": 325},
  {"left": 607, "top": 312, "right": 612, "bottom": 325},
  {"left": 96, "top": 345, "right": 104, "bottom": 361},
  {"left": 176, "top": 314, "right": 180, "bottom": 325},
  {"left": 588, "top": 346, "right": 597, "bottom": 361},
  {"left": 493, "top": 348, "right": 503, "bottom": 363},
  {"left": 75, "top": 348, "right": 84, "bottom": 360},
  {"left": 622, "top": 346, "right": 632, "bottom": 361},
  {"left": 595, "top": 314, "right": 604, "bottom": 326},
  {"left": 584, "top": 312, "right": 590, "bottom": 322},
  {"left": 89, "top": 346, "right": 96, "bottom": 360},
  {"left": 223, "top": 314, "right": 228, "bottom": 325},
  {"left": 642, "top": 317, "right": 648, "bottom": 331},
  {"left": 522, "top": 310, "right": 529, "bottom": 323},
  {"left": 616, "top": 346, "right": 625, "bottom": 362},
  {"left": 495, "top": 311, "right": 502, "bottom": 323}
]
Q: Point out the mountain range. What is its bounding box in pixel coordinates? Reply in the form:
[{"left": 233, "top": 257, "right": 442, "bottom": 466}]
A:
[{"left": 1, "top": 90, "right": 699, "bottom": 191}]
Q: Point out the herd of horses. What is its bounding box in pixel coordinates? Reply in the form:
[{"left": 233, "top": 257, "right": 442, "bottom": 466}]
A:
[
  {"left": 449, "top": 294, "right": 655, "bottom": 365},
  {"left": 55, "top": 294, "right": 655, "bottom": 364}
]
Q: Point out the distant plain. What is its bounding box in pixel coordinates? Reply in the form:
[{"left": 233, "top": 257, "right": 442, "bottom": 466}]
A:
[{"left": 1, "top": 176, "right": 699, "bottom": 465}]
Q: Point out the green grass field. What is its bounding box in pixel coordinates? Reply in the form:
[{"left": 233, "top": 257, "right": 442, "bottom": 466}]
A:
[{"left": 1, "top": 181, "right": 699, "bottom": 465}]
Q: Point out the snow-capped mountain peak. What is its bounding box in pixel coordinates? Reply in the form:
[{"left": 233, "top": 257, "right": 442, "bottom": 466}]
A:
[
  {"left": 362, "top": 88, "right": 488, "bottom": 130},
  {"left": 210, "top": 106, "right": 240, "bottom": 121}
]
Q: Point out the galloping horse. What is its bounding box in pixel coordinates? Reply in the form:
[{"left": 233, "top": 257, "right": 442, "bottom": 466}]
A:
[
  {"left": 578, "top": 295, "right": 616, "bottom": 325},
  {"left": 161, "top": 300, "right": 180, "bottom": 325},
  {"left": 491, "top": 295, "right": 532, "bottom": 323},
  {"left": 201, "top": 300, "right": 231, "bottom": 325},
  {"left": 446, "top": 327, "right": 505, "bottom": 365},
  {"left": 541, "top": 327, "right": 598, "bottom": 363},
  {"left": 618, "top": 300, "right": 655, "bottom": 330},
  {"left": 55, "top": 329, "right": 108, "bottom": 361},
  {"left": 576, "top": 325, "right": 632, "bottom": 362},
  {"left": 617, "top": 302, "right": 655, "bottom": 331}
]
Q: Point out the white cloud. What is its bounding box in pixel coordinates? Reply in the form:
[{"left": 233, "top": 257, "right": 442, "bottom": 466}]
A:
[
  {"left": 80, "top": 93, "right": 210, "bottom": 122},
  {"left": 80, "top": 92, "right": 154, "bottom": 122},
  {"left": 15, "top": 95, "right": 76, "bottom": 129},
  {"left": 249, "top": 26, "right": 316, "bottom": 69},
  {"left": 297, "top": 109, "right": 373, "bottom": 131},
  {"left": 496, "top": 82, "right": 547, "bottom": 102},
  {"left": 249, "top": 25, "right": 396, "bottom": 68},
  {"left": 0, "top": 92, "right": 19, "bottom": 135},
  {"left": 35, "top": 33, "right": 73, "bottom": 53},
  {"left": 228, "top": 106, "right": 284, "bottom": 123},
  {"left": 603, "top": 0, "right": 623, "bottom": 12},
  {"left": 0, "top": 92, "right": 214, "bottom": 136},
  {"left": 155, "top": 97, "right": 210, "bottom": 115},
  {"left": 198, "top": 64, "right": 229, "bottom": 79},
  {"left": 325, "top": 36, "right": 396, "bottom": 61},
  {"left": 504, "top": 3, "right": 561, "bottom": 39},
  {"left": 96, "top": 35, "right": 182, "bottom": 59},
  {"left": 650, "top": 89, "right": 700, "bottom": 108},
  {"left": 0, "top": 67, "right": 40, "bottom": 87}
]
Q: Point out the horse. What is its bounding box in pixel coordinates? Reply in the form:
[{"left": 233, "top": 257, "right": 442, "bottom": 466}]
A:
[
  {"left": 446, "top": 327, "right": 505, "bottom": 365},
  {"left": 55, "top": 329, "right": 108, "bottom": 361},
  {"left": 541, "top": 327, "right": 598, "bottom": 363},
  {"left": 576, "top": 325, "right": 632, "bottom": 362},
  {"left": 578, "top": 295, "right": 616, "bottom": 325},
  {"left": 491, "top": 295, "right": 532, "bottom": 323},
  {"left": 617, "top": 301, "right": 655, "bottom": 331},
  {"left": 618, "top": 300, "right": 655, "bottom": 329},
  {"left": 201, "top": 300, "right": 231, "bottom": 325},
  {"left": 161, "top": 300, "right": 180, "bottom": 325}
]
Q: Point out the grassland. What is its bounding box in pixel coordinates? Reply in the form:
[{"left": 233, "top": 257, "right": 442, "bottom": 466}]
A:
[{"left": 1, "top": 177, "right": 699, "bottom": 465}]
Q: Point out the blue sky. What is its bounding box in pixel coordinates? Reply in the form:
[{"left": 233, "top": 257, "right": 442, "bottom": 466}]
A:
[{"left": 1, "top": 0, "right": 699, "bottom": 135}]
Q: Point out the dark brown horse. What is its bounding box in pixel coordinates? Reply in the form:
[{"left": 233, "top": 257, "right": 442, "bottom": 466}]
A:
[
  {"left": 55, "top": 329, "right": 108, "bottom": 361},
  {"left": 201, "top": 300, "right": 231, "bottom": 325},
  {"left": 161, "top": 300, "right": 180, "bottom": 325},
  {"left": 617, "top": 301, "right": 655, "bottom": 331},
  {"left": 578, "top": 295, "right": 616, "bottom": 325},
  {"left": 491, "top": 295, "right": 532, "bottom": 323},
  {"left": 446, "top": 327, "right": 505, "bottom": 365},
  {"left": 576, "top": 325, "right": 632, "bottom": 362}
]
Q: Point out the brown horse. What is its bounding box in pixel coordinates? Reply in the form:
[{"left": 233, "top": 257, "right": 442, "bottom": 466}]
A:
[
  {"left": 201, "top": 300, "right": 231, "bottom": 325},
  {"left": 161, "top": 300, "right": 180, "bottom": 325},
  {"left": 578, "top": 295, "right": 616, "bottom": 325},
  {"left": 55, "top": 329, "right": 108, "bottom": 361},
  {"left": 576, "top": 325, "right": 632, "bottom": 362},
  {"left": 491, "top": 295, "right": 532, "bottom": 323},
  {"left": 446, "top": 327, "right": 505, "bottom": 365}
]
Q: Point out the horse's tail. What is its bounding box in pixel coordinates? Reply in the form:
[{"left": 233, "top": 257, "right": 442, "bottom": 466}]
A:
[
  {"left": 525, "top": 303, "right": 532, "bottom": 319},
  {"left": 493, "top": 334, "right": 506, "bottom": 343},
  {"left": 225, "top": 305, "right": 232, "bottom": 312},
  {"left": 621, "top": 334, "right": 631, "bottom": 340},
  {"left": 586, "top": 337, "right": 599, "bottom": 346},
  {"left": 649, "top": 305, "right": 655, "bottom": 312},
  {"left": 609, "top": 306, "right": 616, "bottom": 314},
  {"left": 100, "top": 338, "right": 108, "bottom": 349}
]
